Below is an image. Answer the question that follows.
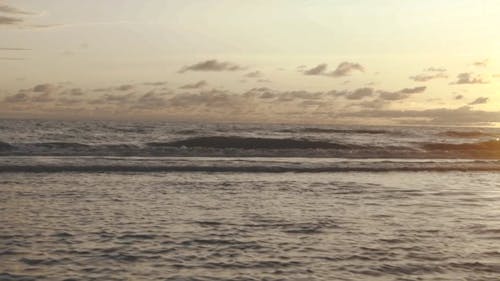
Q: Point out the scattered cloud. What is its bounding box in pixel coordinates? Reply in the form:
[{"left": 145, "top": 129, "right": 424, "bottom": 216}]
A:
[
  {"left": 330, "top": 62, "right": 365, "bottom": 77},
  {"left": 0, "top": 57, "right": 24, "bottom": 60},
  {"left": 333, "top": 87, "right": 374, "bottom": 100},
  {"left": 410, "top": 67, "right": 448, "bottom": 82},
  {"left": 0, "top": 15, "right": 22, "bottom": 25},
  {"left": 469, "top": 97, "right": 488, "bottom": 105},
  {"left": 451, "top": 73, "right": 488, "bottom": 84},
  {"left": 245, "top": 71, "right": 263, "bottom": 78},
  {"left": 0, "top": 47, "right": 31, "bottom": 51},
  {"left": 179, "top": 80, "right": 208, "bottom": 89},
  {"left": 0, "top": 4, "right": 35, "bottom": 15},
  {"left": 302, "top": 62, "right": 364, "bottom": 78},
  {"left": 378, "top": 86, "right": 426, "bottom": 101},
  {"left": 340, "top": 106, "right": 500, "bottom": 125},
  {"left": 143, "top": 81, "right": 167, "bottom": 86},
  {"left": 179, "top": 59, "right": 245, "bottom": 73},
  {"left": 426, "top": 67, "right": 447, "bottom": 72},
  {"left": 455, "top": 94, "right": 463, "bottom": 100},
  {"left": 304, "top": 64, "right": 328, "bottom": 75},
  {"left": 410, "top": 73, "right": 447, "bottom": 82},
  {"left": 472, "top": 59, "right": 489, "bottom": 67},
  {"left": 33, "top": 83, "right": 57, "bottom": 93},
  {"left": 115, "top": 84, "right": 134, "bottom": 91}
]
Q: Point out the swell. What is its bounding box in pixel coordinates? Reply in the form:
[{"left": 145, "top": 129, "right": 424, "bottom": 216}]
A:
[
  {"left": 439, "top": 130, "right": 497, "bottom": 138},
  {"left": 423, "top": 140, "right": 500, "bottom": 157},
  {"left": 1, "top": 137, "right": 500, "bottom": 159},
  {"left": 277, "top": 128, "right": 390, "bottom": 134},
  {"left": 148, "top": 136, "right": 356, "bottom": 149},
  {"left": 1, "top": 161, "right": 500, "bottom": 173}
]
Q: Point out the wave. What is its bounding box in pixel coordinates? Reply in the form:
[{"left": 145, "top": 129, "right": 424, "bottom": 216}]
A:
[
  {"left": 439, "top": 131, "right": 496, "bottom": 138},
  {"left": 148, "top": 136, "right": 356, "bottom": 149},
  {"left": 423, "top": 140, "right": 500, "bottom": 156},
  {"left": 2, "top": 163, "right": 500, "bottom": 173},
  {"left": 1, "top": 137, "right": 500, "bottom": 159},
  {"left": 1, "top": 157, "right": 499, "bottom": 173},
  {"left": 278, "top": 128, "right": 390, "bottom": 134}
]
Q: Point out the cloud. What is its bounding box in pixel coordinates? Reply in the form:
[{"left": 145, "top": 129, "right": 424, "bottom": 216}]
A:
[
  {"left": 3, "top": 92, "right": 29, "bottom": 103},
  {"left": 304, "top": 64, "right": 328, "bottom": 75},
  {"left": 409, "top": 73, "right": 447, "bottom": 82},
  {"left": 0, "top": 47, "right": 31, "bottom": 51},
  {"left": 340, "top": 106, "right": 500, "bottom": 125},
  {"left": 0, "top": 4, "right": 35, "bottom": 15},
  {"left": 115, "top": 84, "right": 134, "bottom": 91},
  {"left": 32, "top": 92, "right": 54, "bottom": 103},
  {"left": 33, "top": 83, "right": 57, "bottom": 93},
  {"left": 257, "top": 79, "right": 271, "bottom": 83},
  {"left": 455, "top": 94, "right": 463, "bottom": 100},
  {"left": 333, "top": 87, "right": 374, "bottom": 100},
  {"left": 179, "top": 80, "right": 208, "bottom": 89},
  {"left": 0, "top": 57, "right": 24, "bottom": 60},
  {"left": 245, "top": 71, "right": 263, "bottom": 78},
  {"left": 378, "top": 86, "right": 426, "bottom": 101},
  {"left": 61, "top": 88, "right": 85, "bottom": 96},
  {"left": 473, "top": 59, "right": 489, "bottom": 67},
  {"left": 0, "top": 15, "right": 22, "bottom": 25},
  {"left": 426, "top": 67, "right": 447, "bottom": 72},
  {"left": 143, "top": 81, "right": 167, "bottom": 86},
  {"left": 469, "top": 97, "right": 488, "bottom": 105},
  {"left": 410, "top": 67, "right": 448, "bottom": 82},
  {"left": 330, "top": 62, "right": 365, "bottom": 77},
  {"left": 179, "top": 59, "right": 245, "bottom": 73},
  {"left": 302, "top": 62, "right": 364, "bottom": 77},
  {"left": 451, "top": 73, "right": 488, "bottom": 84}
]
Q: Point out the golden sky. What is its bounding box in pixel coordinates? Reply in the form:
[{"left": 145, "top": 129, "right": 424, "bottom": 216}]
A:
[{"left": 1, "top": 0, "right": 499, "bottom": 125}]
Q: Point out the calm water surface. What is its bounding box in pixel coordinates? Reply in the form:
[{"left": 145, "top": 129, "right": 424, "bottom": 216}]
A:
[{"left": 2, "top": 171, "right": 500, "bottom": 281}]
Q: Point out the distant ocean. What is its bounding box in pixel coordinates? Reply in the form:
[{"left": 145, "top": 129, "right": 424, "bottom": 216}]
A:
[{"left": 1, "top": 119, "right": 500, "bottom": 280}]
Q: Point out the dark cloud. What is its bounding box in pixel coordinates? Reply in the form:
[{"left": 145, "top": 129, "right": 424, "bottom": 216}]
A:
[
  {"left": 179, "top": 59, "right": 245, "bottom": 73},
  {"left": 469, "top": 97, "right": 489, "bottom": 105},
  {"left": 275, "top": 90, "right": 324, "bottom": 102},
  {"left": 3, "top": 93, "right": 29, "bottom": 103},
  {"left": 169, "top": 89, "right": 238, "bottom": 108},
  {"left": 89, "top": 93, "right": 134, "bottom": 105},
  {"left": 0, "top": 47, "right": 31, "bottom": 51},
  {"left": 340, "top": 106, "right": 500, "bottom": 125},
  {"left": 33, "top": 83, "right": 57, "bottom": 93},
  {"left": 426, "top": 67, "right": 447, "bottom": 72},
  {"left": 473, "top": 59, "right": 489, "bottom": 67},
  {"left": 143, "top": 81, "right": 167, "bottom": 86},
  {"left": 0, "top": 4, "right": 35, "bottom": 15},
  {"left": 0, "top": 15, "right": 22, "bottom": 25},
  {"left": 410, "top": 67, "right": 448, "bottom": 82},
  {"left": 0, "top": 57, "right": 24, "bottom": 60},
  {"left": 179, "top": 80, "right": 208, "bottom": 89},
  {"left": 451, "top": 73, "right": 488, "bottom": 84},
  {"left": 409, "top": 73, "right": 447, "bottom": 82},
  {"left": 455, "top": 94, "right": 463, "bottom": 100},
  {"left": 303, "top": 62, "right": 364, "bottom": 77},
  {"left": 378, "top": 86, "right": 426, "bottom": 101},
  {"left": 304, "top": 64, "right": 328, "bottom": 75},
  {"left": 257, "top": 79, "right": 271, "bottom": 83},
  {"left": 133, "top": 92, "right": 167, "bottom": 109},
  {"left": 115, "top": 84, "right": 134, "bottom": 91},
  {"left": 330, "top": 62, "right": 365, "bottom": 77},
  {"left": 245, "top": 71, "right": 263, "bottom": 78},
  {"left": 334, "top": 87, "right": 374, "bottom": 100},
  {"left": 62, "top": 88, "right": 85, "bottom": 96},
  {"left": 32, "top": 92, "right": 54, "bottom": 103}
]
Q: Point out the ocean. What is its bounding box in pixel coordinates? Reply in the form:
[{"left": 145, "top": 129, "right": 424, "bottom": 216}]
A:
[{"left": 1, "top": 119, "right": 500, "bottom": 280}]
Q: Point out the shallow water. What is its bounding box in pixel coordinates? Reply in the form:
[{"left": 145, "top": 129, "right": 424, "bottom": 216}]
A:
[{"left": 2, "top": 171, "right": 500, "bottom": 281}]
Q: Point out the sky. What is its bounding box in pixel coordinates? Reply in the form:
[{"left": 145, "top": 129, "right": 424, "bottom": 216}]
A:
[{"left": 1, "top": 0, "right": 499, "bottom": 125}]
